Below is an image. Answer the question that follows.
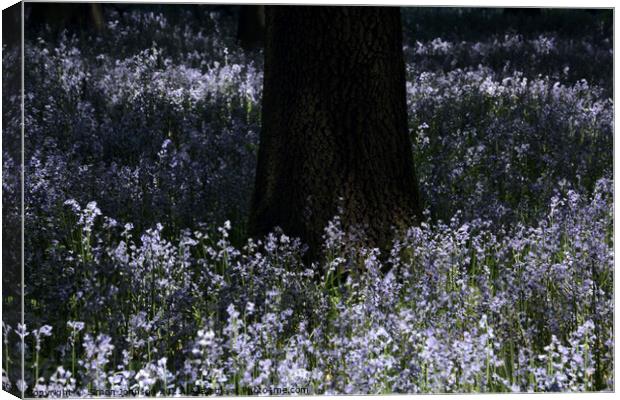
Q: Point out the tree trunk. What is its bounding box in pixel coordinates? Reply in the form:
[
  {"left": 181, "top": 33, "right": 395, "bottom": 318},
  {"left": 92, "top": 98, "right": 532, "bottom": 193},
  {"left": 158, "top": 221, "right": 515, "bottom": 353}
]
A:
[
  {"left": 237, "top": 5, "right": 265, "bottom": 49},
  {"left": 251, "top": 6, "right": 421, "bottom": 257}
]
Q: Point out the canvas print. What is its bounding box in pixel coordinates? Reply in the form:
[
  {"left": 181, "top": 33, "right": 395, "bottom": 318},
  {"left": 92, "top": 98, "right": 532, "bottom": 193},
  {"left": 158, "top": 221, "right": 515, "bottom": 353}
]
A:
[{"left": 1, "top": 2, "right": 614, "bottom": 397}]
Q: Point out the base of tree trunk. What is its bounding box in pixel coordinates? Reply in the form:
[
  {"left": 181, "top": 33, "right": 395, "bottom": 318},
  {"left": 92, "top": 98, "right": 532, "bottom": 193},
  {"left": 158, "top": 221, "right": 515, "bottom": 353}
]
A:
[{"left": 250, "top": 6, "right": 421, "bottom": 260}]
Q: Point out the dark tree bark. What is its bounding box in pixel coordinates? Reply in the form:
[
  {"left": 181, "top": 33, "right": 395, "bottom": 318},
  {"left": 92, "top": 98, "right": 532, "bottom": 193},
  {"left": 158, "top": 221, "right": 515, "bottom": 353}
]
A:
[
  {"left": 250, "top": 6, "right": 421, "bottom": 257},
  {"left": 237, "top": 5, "right": 265, "bottom": 49}
]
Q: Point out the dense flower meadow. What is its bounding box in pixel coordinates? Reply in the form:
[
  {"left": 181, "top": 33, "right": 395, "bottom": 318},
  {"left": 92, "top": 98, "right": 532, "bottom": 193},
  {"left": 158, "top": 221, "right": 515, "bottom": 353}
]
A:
[{"left": 2, "top": 7, "right": 614, "bottom": 395}]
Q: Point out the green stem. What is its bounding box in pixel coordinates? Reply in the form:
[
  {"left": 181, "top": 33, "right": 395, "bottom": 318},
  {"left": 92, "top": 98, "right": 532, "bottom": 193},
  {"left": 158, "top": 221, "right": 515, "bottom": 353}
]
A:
[
  {"left": 71, "top": 339, "right": 76, "bottom": 378},
  {"left": 4, "top": 339, "right": 9, "bottom": 385},
  {"left": 35, "top": 342, "right": 39, "bottom": 387}
]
